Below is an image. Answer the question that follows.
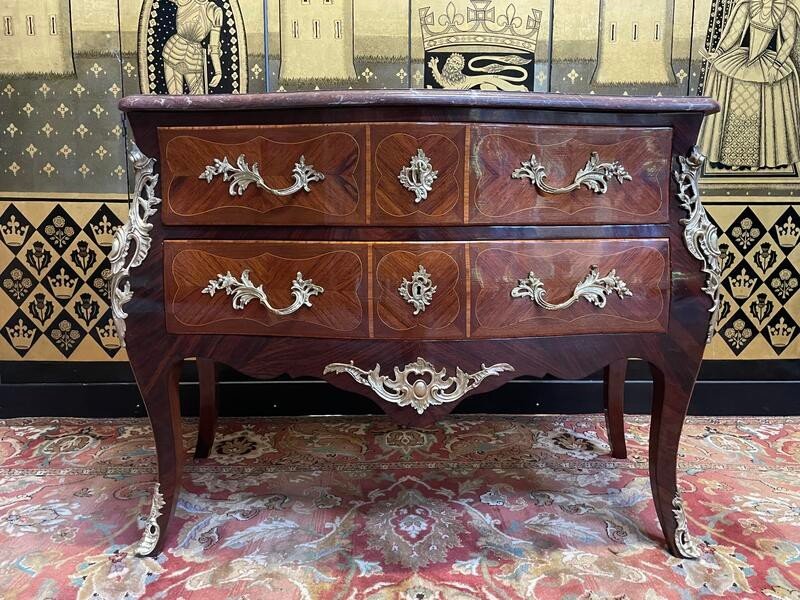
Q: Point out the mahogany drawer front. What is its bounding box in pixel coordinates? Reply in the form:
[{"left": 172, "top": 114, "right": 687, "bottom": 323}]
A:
[
  {"left": 371, "top": 124, "right": 466, "bottom": 225},
  {"left": 164, "top": 241, "right": 369, "bottom": 338},
  {"left": 164, "top": 238, "right": 668, "bottom": 341},
  {"left": 158, "top": 125, "right": 366, "bottom": 225},
  {"left": 470, "top": 125, "right": 672, "bottom": 225},
  {"left": 470, "top": 239, "right": 670, "bottom": 338},
  {"left": 373, "top": 243, "right": 467, "bottom": 338}
]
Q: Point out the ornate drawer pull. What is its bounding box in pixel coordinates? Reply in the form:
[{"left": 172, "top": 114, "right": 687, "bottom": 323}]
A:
[
  {"left": 202, "top": 270, "right": 323, "bottom": 316},
  {"left": 398, "top": 265, "right": 437, "bottom": 315},
  {"left": 324, "top": 357, "right": 514, "bottom": 414},
  {"left": 200, "top": 154, "right": 324, "bottom": 197},
  {"left": 398, "top": 149, "right": 438, "bottom": 203},
  {"left": 511, "top": 265, "right": 632, "bottom": 311},
  {"left": 512, "top": 151, "right": 632, "bottom": 195}
]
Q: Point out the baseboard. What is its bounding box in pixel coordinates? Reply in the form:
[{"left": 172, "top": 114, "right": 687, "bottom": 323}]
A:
[{"left": 1, "top": 378, "right": 798, "bottom": 418}]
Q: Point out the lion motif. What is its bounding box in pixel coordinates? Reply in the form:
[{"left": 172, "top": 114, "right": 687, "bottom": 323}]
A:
[{"left": 427, "top": 53, "right": 531, "bottom": 91}]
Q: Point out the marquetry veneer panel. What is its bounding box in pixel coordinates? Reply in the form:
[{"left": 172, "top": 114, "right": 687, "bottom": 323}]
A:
[
  {"left": 164, "top": 241, "right": 369, "bottom": 338},
  {"left": 164, "top": 239, "right": 668, "bottom": 340},
  {"left": 159, "top": 125, "right": 366, "bottom": 226},
  {"left": 470, "top": 238, "right": 670, "bottom": 338},
  {"left": 470, "top": 125, "right": 672, "bottom": 225}
]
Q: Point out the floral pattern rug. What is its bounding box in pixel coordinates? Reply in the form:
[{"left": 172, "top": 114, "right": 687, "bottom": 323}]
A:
[{"left": 0, "top": 414, "right": 799, "bottom": 599}]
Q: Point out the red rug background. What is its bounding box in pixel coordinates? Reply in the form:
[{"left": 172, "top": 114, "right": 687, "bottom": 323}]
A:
[{"left": 0, "top": 415, "right": 798, "bottom": 598}]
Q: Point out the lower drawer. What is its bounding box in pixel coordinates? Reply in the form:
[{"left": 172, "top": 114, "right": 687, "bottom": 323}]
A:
[
  {"left": 164, "top": 241, "right": 370, "bottom": 338},
  {"left": 470, "top": 239, "right": 670, "bottom": 337},
  {"left": 163, "top": 239, "right": 669, "bottom": 339}
]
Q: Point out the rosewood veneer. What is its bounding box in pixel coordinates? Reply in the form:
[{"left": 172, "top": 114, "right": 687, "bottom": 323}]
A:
[{"left": 116, "top": 90, "right": 720, "bottom": 558}]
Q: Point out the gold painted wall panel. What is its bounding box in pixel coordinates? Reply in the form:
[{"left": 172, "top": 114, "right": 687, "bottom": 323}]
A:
[
  {"left": 0, "top": 0, "right": 127, "bottom": 198},
  {"left": 267, "top": 0, "right": 411, "bottom": 91},
  {"left": 551, "top": 0, "right": 695, "bottom": 95},
  {"left": 1, "top": 0, "right": 799, "bottom": 361}
]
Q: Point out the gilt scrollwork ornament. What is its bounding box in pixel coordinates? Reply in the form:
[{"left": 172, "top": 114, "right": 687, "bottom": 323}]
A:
[
  {"left": 323, "top": 357, "right": 514, "bottom": 414},
  {"left": 511, "top": 265, "right": 633, "bottom": 311},
  {"left": 512, "top": 151, "right": 632, "bottom": 195},
  {"left": 200, "top": 154, "right": 325, "bottom": 197},
  {"left": 672, "top": 493, "right": 701, "bottom": 559},
  {"left": 398, "top": 149, "right": 438, "bottom": 203},
  {"left": 136, "top": 483, "right": 165, "bottom": 557},
  {"left": 202, "top": 270, "right": 323, "bottom": 316},
  {"left": 109, "top": 144, "right": 161, "bottom": 347},
  {"left": 674, "top": 146, "right": 722, "bottom": 343},
  {"left": 398, "top": 265, "right": 437, "bottom": 315}
]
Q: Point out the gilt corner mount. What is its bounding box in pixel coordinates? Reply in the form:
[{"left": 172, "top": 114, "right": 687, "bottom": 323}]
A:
[
  {"left": 109, "top": 143, "right": 162, "bottom": 347},
  {"left": 674, "top": 146, "right": 722, "bottom": 343}
]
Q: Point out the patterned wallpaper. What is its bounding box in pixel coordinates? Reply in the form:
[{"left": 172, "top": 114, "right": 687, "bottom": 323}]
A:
[{"left": 1, "top": 0, "right": 798, "bottom": 361}]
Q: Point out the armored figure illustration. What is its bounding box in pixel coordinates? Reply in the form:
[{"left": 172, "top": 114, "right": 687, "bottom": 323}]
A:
[
  {"left": 162, "top": 0, "right": 223, "bottom": 95},
  {"left": 699, "top": 0, "right": 800, "bottom": 169}
]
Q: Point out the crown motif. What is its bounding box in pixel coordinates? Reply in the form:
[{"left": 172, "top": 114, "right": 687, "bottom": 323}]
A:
[
  {"left": 1, "top": 214, "right": 30, "bottom": 247},
  {"left": 47, "top": 267, "right": 78, "bottom": 300},
  {"left": 768, "top": 317, "right": 796, "bottom": 348},
  {"left": 775, "top": 215, "right": 799, "bottom": 248},
  {"left": 5, "top": 318, "right": 36, "bottom": 351},
  {"left": 90, "top": 215, "right": 117, "bottom": 247},
  {"left": 419, "top": 0, "right": 542, "bottom": 53},
  {"left": 95, "top": 318, "right": 121, "bottom": 350},
  {"left": 729, "top": 267, "right": 757, "bottom": 299}
]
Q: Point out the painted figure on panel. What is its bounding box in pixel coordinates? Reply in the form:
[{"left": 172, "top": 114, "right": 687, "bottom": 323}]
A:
[
  {"left": 163, "top": 0, "right": 223, "bottom": 94},
  {"left": 699, "top": 0, "right": 800, "bottom": 169},
  {"left": 419, "top": 1, "right": 541, "bottom": 91},
  {"left": 138, "top": 0, "right": 249, "bottom": 95}
]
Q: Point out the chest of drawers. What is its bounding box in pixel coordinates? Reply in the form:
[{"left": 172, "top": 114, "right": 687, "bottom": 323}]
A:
[{"left": 117, "top": 90, "right": 719, "bottom": 559}]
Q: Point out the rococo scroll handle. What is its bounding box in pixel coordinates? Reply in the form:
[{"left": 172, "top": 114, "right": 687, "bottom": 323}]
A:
[
  {"left": 200, "top": 154, "right": 325, "bottom": 197},
  {"left": 512, "top": 151, "right": 632, "bottom": 195},
  {"left": 323, "top": 357, "right": 514, "bottom": 415},
  {"left": 398, "top": 148, "right": 438, "bottom": 203},
  {"left": 511, "top": 265, "right": 633, "bottom": 311},
  {"left": 202, "top": 270, "right": 323, "bottom": 316}
]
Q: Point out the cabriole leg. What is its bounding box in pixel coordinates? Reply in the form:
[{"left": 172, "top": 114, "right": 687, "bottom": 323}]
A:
[
  {"left": 648, "top": 362, "right": 701, "bottom": 559},
  {"left": 603, "top": 359, "right": 628, "bottom": 459},
  {"left": 194, "top": 358, "right": 219, "bottom": 459},
  {"left": 135, "top": 360, "right": 184, "bottom": 557}
]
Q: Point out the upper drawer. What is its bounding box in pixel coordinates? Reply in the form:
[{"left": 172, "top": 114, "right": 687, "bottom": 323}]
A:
[
  {"left": 371, "top": 123, "right": 467, "bottom": 225},
  {"left": 158, "top": 125, "right": 367, "bottom": 225},
  {"left": 470, "top": 125, "right": 672, "bottom": 225}
]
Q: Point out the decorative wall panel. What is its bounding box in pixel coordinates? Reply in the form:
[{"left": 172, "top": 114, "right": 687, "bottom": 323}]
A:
[
  {"left": 689, "top": 0, "right": 800, "bottom": 197},
  {"left": 0, "top": 0, "right": 127, "bottom": 198},
  {"left": 267, "top": 0, "right": 410, "bottom": 91},
  {"left": 119, "top": 0, "right": 266, "bottom": 96},
  {"left": 0, "top": 201, "right": 128, "bottom": 360},
  {"left": 1, "top": 0, "right": 799, "bottom": 362},
  {"left": 551, "top": 0, "right": 695, "bottom": 96},
  {"left": 410, "top": 0, "right": 552, "bottom": 92}
]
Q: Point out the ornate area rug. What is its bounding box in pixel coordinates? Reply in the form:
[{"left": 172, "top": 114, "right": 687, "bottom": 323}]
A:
[{"left": 0, "top": 415, "right": 799, "bottom": 599}]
